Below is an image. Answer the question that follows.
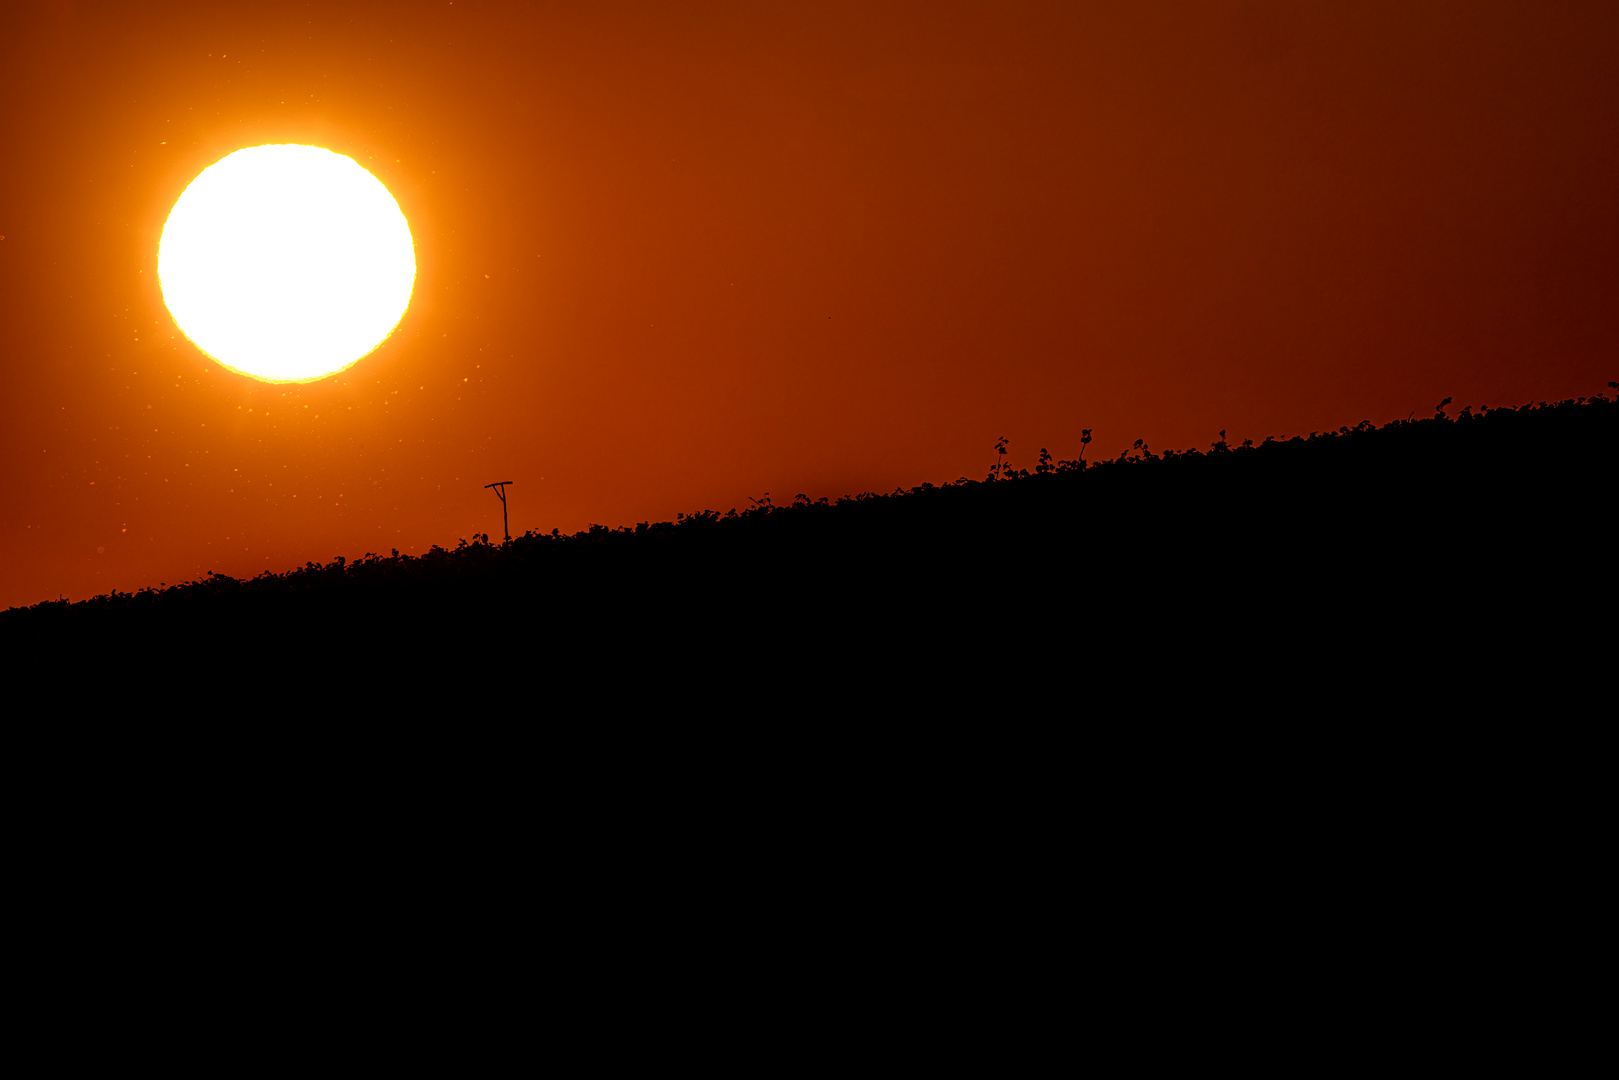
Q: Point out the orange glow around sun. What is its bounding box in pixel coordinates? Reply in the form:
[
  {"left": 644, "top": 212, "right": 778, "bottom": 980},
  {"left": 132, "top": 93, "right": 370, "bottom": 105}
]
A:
[{"left": 157, "top": 144, "right": 416, "bottom": 383}]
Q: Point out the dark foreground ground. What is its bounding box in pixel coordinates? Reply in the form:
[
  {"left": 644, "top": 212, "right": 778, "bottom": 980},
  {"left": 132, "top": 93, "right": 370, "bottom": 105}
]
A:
[
  {"left": 5, "top": 391, "right": 1613, "bottom": 711},
  {"left": 6, "top": 395, "right": 1608, "bottom": 1025}
]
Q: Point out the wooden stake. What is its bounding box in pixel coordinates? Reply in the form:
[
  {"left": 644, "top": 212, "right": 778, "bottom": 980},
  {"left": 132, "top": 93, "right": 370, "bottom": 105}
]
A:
[{"left": 484, "top": 480, "right": 514, "bottom": 542}]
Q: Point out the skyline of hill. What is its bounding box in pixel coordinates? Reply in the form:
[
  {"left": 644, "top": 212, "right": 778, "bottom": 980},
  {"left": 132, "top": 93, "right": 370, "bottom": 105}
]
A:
[{"left": 9, "top": 386, "right": 1611, "bottom": 615}]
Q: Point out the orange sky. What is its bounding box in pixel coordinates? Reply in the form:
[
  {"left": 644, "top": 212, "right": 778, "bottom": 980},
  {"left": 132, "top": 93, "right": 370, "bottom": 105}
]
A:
[{"left": 2, "top": 1, "right": 1616, "bottom": 608}]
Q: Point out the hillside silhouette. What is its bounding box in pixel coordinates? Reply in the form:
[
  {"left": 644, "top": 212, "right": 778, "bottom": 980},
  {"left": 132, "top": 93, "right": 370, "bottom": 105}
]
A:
[{"left": 6, "top": 390, "right": 1612, "bottom": 705}]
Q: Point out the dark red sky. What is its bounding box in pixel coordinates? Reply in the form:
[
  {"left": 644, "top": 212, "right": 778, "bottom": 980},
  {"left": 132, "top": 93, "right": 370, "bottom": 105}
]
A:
[{"left": 2, "top": 1, "right": 1615, "bottom": 607}]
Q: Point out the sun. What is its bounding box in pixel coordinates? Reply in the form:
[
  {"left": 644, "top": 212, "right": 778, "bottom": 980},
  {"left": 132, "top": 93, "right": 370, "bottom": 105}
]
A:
[{"left": 158, "top": 144, "right": 416, "bottom": 383}]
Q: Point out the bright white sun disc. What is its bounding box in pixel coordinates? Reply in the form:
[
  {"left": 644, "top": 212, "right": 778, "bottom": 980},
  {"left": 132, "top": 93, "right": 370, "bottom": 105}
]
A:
[{"left": 158, "top": 144, "right": 416, "bottom": 383}]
